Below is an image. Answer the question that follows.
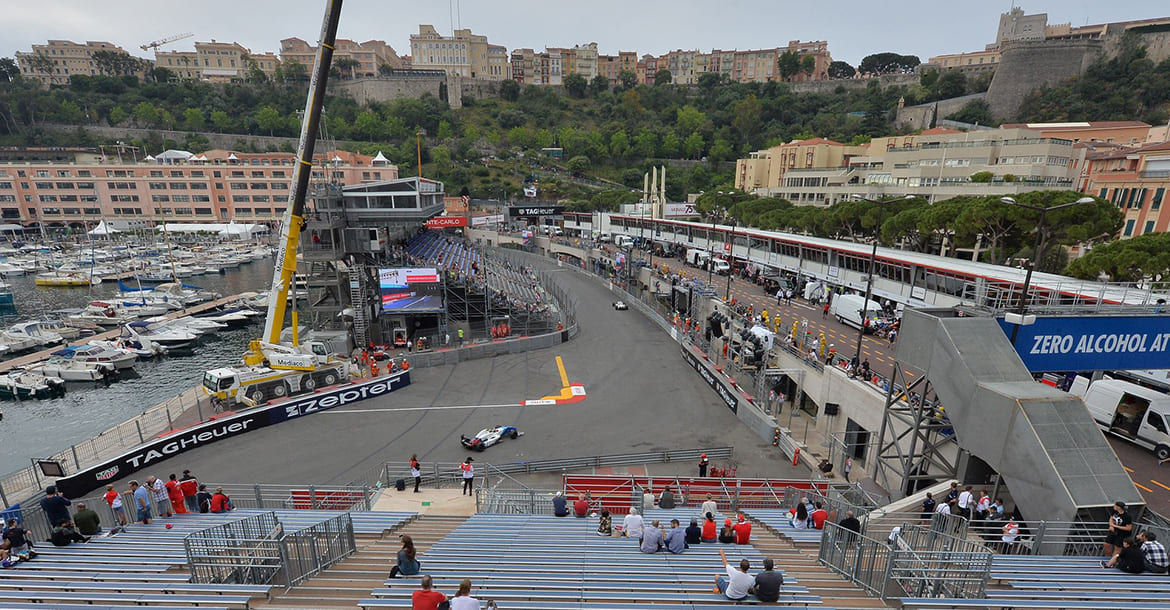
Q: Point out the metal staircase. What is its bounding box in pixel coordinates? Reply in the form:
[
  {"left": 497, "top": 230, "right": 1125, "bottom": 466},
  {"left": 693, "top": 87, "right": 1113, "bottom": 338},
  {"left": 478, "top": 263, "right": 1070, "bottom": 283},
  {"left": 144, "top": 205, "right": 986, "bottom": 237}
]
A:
[{"left": 349, "top": 265, "right": 368, "bottom": 348}]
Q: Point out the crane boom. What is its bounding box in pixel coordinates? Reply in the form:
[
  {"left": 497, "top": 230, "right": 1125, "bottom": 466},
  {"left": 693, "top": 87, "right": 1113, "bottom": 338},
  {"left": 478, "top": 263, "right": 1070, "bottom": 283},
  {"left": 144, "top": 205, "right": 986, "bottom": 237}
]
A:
[
  {"left": 262, "top": 0, "right": 343, "bottom": 344},
  {"left": 141, "top": 32, "right": 193, "bottom": 52}
]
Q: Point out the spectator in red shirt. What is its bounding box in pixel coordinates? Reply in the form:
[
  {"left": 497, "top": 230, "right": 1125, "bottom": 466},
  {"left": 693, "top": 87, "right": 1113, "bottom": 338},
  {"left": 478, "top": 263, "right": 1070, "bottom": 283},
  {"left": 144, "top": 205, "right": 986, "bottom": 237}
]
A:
[
  {"left": 733, "top": 514, "right": 752, "bottom": 545},
  {"left": 165, "top": 474, "right": 187, "bottom": 514},
  {"left": 810, "top": 501, "right": 830, "bottom": 530},
  {"left": 179, "top": 470, "right": 199, "bottom": 513},
  {"left": 701, "top": 513, "right": 718, "bottom": 543},
  {"left": 411, "top": 575, "right": 447, "bottom": 610},
  {"left": 210, "top": 487, "right": 232, "bottom": 513},
  {"left": 573, "top": 494, "right": 589, "bottom": 518}
]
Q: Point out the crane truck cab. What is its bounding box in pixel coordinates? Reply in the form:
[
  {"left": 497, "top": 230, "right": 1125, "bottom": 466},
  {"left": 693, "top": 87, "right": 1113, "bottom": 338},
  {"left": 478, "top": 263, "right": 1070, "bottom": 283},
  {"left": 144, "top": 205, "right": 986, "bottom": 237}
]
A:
[{"left": 204, "top": 340, "right": 353, "bottom": 406}]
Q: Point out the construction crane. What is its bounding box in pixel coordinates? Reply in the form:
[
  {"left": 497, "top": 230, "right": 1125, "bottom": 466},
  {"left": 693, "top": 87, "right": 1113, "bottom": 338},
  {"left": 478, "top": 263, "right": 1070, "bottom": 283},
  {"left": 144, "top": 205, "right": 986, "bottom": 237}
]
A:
[
  {"left": 201, "top": 0, "right": 352, "bottom": 408},
  {"left": 140, "top": 32, "right": 193, "bottom": 52}
]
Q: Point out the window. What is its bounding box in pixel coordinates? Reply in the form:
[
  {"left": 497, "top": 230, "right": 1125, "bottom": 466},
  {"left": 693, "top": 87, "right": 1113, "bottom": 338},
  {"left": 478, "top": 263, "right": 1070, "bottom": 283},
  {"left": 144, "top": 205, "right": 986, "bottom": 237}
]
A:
[
  {"left": 254, "top": 207, "right": 272, "bottom": 215},
  {"left": 252, "top": 195, "right": 270, "bottom": 202},
  {"left": 195, "top": 208, "right": 213, "bottom": 215},
  {"left": 1145, "top": 221, "right": 1155, "bottom": 234},
  {"left": 230, "top": 183, "right": 247, "bottom": 190},
  {"left": 250, "top": 182, "right": 267, "bottom": 190},
  {"left": 231, "top": 171, "right": 245, "bottom": 178},
  {"left": 169, "top": 182, "right": 187, "bottom": 190},
  {"left": 77, "top": 170, "right": 91, "bottom": 177},
  {"left": 149, "top": 170, "right": 164, "bottom": 178},
  {"left": 173, "top": 208, "right": 193, "bottom": 215},
  {"left": 169, "top": 170, "right": 184, "bottom": 178},
  {"left": 1124, "top": 219, "right": 1135, "bottom": 236},
  {"left": 59, "top": 194, "right": 78, "bottom": 202},
  {"left": 271, "top": 182, "right": 288, "bottom": 190},
  {"left": 235, "top": 207, "right": 251, "bottom": 214},
  {"left": 1149, "top": 412, "right": 1168, "bottom": 435},
  {"left": 81, "top": 194, "right": 98, "bottom": 202},
  {"left": 251, "top": 171, "right": 264, "bottom": 178},
  {"left": 188, "top": 183, "right": 206, "bottom": 190},
  {"left": 149, "top": 182, "right": 167, "bottom": 190},
  {"left": 193, "top": 195, "right": 211, "bottom": 202},
  {"left": 56, "top": 170, "right": 70, "bottom": 177},
  {"left": 34, "top": 182, "right": 53, "bottom": 189},
  {"left": 152, "top": 195, "right": 170, "bottom": 202},
  {"left": 35, "top": 170, "right": 49, "bottom": 177},
  {"left": 38, "top": 195, "right": 57, "bottom": 202},
  {"left": 83, "top": 207, "right": 100, "bottom": 215},
  {"left": 77, "top": 182, "right": 94, "bottom": 189},
  {"left": 55, "top": 182, "right": 74, "bottom": 189},
  {"left": 191, "top": 170, "right": 205, "bottom": 177},
  {"left": 0, "top": 182, "right": 10, "bottom": 189},
  {"left": 1154, "top": 188, "right": 1164, "bottom": 210},
  {"left": 232, "top": 195, "right": 250, "bottom": 202},
  {"left": 172, "top": 195, "right": 190, "bottom": 203}
]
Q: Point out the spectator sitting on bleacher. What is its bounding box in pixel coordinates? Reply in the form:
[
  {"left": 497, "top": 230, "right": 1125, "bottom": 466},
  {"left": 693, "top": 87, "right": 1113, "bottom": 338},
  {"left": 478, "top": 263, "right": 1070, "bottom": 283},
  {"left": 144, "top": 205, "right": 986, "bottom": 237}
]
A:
[
  {"left": 449, "top": 578, "right": 482, "bottom": 610},
  {"left": 719, "top": 518, "right": 737, "bottom": 543},
  {"left": 714, "top": 548, "right": 754, "bottom": 601},
  {"left": 700, "top": 493, "right": 718, "bottom": 519},
  {"left": 701, "top": 513, "right": 718, "bottom": 543},
  {"left": 659, "top": 486, "right": 676, "bottom": 509},
  {"left": 641, "top": 520, "right": 664, "bottom": 553},
  {"left": 597, "top": 510, "right": 612, "bottom": 536},
  {"left": 210, "top": 487, "right": 233, "bottom": 513},
  {"left": 790, "top": 504, "right": 809, "bottom": 529},
  {"left": 49, "top": 521, "right": 89, "bottom": 546},
  {"left": 810, "top": 502, "right": 829, "bottom": 530},
  {"left": 552, "top": 491, "right": 569, "bottom": 517},
  {"left": 1138, "top": 531, "right": 1168, "bottom": 574},
  {"left": 642, "top": 487, "right": 655, "bottom": 510},
  {"left": 664, "top": 519, "right": 686, "bottom": 554},
  {"left": 750, "top": 557, "right": 783, "bottom": 603},
  {"left": 685, "top": 519, "right": 703, "bottom": 545},
  {"left": 573, "top": 494, "right": 589, "bottom": 518},
  {"left": 411, "top": 574, "right": 447, "bottom": 610},
  {"left": 388, "top": 535, "right": 420, "bottom": 578},
  {"left": 1102, "top": 537, "right": 1146, "bottom": 573},
  {"left": 620, "top": 507, "right": 643, "bottom": 539},
  {"left": 72, "top": 502, "right": 101, "bottom": 536},
  {"left": 196, "top": 484, "right": 212, "bottom": 513},
  {"left": 733, "top": 514, "right": 752, "bottom": 544},
  {"left": 3, "top": 519, "right": 35, "bottom": 560}
]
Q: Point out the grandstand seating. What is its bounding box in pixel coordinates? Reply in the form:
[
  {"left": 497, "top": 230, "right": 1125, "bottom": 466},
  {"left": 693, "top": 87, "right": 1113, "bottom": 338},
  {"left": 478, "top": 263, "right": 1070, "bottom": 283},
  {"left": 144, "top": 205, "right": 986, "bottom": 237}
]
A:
[
  {"left": 0, "top": 508, "right": 414, "bottom": 610},
  {"left": 745, "top": 509, "right": 830, "bottom": 547},
  {"left": 358, "top": 513, "right": 825, "bottom": 609}
]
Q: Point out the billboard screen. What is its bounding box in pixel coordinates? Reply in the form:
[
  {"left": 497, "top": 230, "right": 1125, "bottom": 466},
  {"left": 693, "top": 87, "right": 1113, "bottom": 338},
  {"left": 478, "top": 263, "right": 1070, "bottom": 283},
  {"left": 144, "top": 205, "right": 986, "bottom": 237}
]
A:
[
  {"left": 379, "top": 268, "right": 444, "bottom": 312},
  {"left": 999, "top": 315, "right": 1170, "bottom": 372},
  {"left": 507, "top": 205, "right": 564, "bottom": 218}
]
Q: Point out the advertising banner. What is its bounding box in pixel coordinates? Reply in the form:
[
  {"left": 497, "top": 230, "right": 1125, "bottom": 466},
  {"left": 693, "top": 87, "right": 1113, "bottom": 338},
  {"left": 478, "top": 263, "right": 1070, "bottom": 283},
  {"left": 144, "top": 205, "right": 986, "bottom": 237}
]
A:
[
  {"left": 379, "top": 268, "right": 444, "bottom": 312},
  {"left": 682, "top": 346, "right": 738, "bottom": 413},
  {"left": 999, "top": 315, "right": 1170, "bottom": 372},
  {"left": 664, "top": 202, "right": 700, "bottom": 217},
  {"left": 55, "top": 372, "right": 411, "bottom": 498},
  {"left": 424, "top": 216, "right": 468, "bottom": 228},
  {"left": 507, "top": 206, "right": 564, "bottom": 218},
  {"left": 471, "top": 214, "right": 505, "bottom": 227}
]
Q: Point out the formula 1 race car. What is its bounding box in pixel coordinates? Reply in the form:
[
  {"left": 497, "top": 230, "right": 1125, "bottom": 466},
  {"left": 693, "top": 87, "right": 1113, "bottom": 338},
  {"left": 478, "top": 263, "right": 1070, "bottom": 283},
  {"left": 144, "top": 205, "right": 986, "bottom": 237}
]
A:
[
  {"left": 460, "top": 425, "right": 523, "bottom": 451},
  {"left": 613, "top": 301, "right": 628, "bottom": 310}
]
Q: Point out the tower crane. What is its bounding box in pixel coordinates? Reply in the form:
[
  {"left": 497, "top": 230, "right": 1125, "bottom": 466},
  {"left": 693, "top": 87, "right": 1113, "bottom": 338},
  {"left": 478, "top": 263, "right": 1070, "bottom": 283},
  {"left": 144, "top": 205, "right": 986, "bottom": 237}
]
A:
[{"left": 141, "top": 33, "right": 194, "bottom": 52}]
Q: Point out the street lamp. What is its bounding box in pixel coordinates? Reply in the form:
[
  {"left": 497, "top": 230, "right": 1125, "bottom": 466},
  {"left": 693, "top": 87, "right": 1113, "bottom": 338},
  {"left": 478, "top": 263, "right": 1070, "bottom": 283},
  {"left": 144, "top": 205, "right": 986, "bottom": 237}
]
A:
[
  {"left": 998, "top": 195, "right": 1095, "bottom": 345},
  {"left": 849, "top": 194, "right": 915, "bottom": 367},
  {"left": 725, "top": 216, "right": 736, "bottom": 301}
]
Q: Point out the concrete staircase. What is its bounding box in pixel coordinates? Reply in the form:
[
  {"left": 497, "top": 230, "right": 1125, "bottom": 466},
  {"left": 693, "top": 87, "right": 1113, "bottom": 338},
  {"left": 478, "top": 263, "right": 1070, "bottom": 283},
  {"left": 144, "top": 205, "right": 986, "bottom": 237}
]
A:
[
  {"left": 748, "top": 517, "right": 891, "bottom": 609},
  {"left": 255, "top": 514, "right": 467, "bottom": 610}
]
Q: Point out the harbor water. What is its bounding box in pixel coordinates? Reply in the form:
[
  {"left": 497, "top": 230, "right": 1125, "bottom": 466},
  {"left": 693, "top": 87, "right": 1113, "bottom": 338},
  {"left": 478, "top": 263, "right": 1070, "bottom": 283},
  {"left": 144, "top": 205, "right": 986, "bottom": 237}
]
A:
[{"left": 0, "top": 260, "right": 274, "bottom": 475}]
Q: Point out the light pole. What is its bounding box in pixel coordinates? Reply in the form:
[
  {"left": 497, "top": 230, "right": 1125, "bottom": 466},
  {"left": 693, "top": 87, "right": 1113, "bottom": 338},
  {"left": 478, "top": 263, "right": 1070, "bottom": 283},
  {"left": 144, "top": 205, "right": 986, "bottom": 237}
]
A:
[
  {"left": 849, "top": 194, "right": 914, "bottom": 367},
  {"left": 999, "top": 195, "right": 1094, "bottom": 345},
  {"left": 725, "top": 217, "right": 735, "bottom": 301}
]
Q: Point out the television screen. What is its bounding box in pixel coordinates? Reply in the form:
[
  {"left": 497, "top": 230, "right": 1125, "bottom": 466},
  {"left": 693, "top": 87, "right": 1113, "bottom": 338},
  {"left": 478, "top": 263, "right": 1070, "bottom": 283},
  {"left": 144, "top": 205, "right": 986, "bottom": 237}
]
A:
[{"left": 379, "top": 268, "right": 444, "bottom": 312}]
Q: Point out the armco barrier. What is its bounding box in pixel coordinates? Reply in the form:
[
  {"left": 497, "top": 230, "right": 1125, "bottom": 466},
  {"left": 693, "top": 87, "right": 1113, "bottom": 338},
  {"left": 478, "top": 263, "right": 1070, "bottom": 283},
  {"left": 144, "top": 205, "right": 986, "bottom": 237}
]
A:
[{"left": 54, "top": 371, "right": 411, "bottom": 497}]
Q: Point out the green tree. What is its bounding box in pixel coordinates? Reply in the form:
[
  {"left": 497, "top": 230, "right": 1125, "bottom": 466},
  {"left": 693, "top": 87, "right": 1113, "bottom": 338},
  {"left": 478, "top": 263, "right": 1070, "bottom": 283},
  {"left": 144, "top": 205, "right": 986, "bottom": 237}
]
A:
[
  {"left": 132, "top": 101, "right": 158, "bottom": 127},
  {"left": 588, "top": 74, "right": 609, "bottom": 96},
  {"left": 378, "top": 63, "right": 396, "bottom": 76},
  {"left": 683, "top": 132, "right": 705, "bottom": 158},
  {"left": 57, "top": 100, "right": 84, "bottom": 123},
  {"left": 708, "top": 138, "right": 734, "bottom": 163},
  {"left": 675, "top": 105, "right": 707, "bottom": 134},
  {"left": 778, "top": 51, "right": 801, "bottom": 81},
  {"left": 498, "top": 108, "right": 525, "bottom": 129},
  {"left": 827, "top": 61, "right": 855, "bottom": 79},
  {"left": 108, "top": 106, "right": 128, "bottom": 126},
  {"left": 608, "top": 129, "right": 630, "bottom": 159},
  {"left": 183, "top": 108, "right": 205, "bottom": 131},
  {"left": 946, "top": 99, "right": 994, "bottom": 126},
  {"left": 566, "top": 155, "right": 591, "bottom": 173},
  {"left": 563, "top": 72, "right": 588, "bottom": 98},
  {"left": 210, "top": 110, "right": 232, "bottom": 131},
  {"left": 1009, "top": 192, "right": 1123, "bottom": 270},
  {"left": 654, "top": 68, "right": 672, "bottom": 85},
  {"left": 731, "top": 95, "right": 763, "bottom": 145},
  {"left": 534, "top": 128, "right": 554, "bottom": 149},
  {"left": 280, "top": 60, "right": 308, "bottom": 82},
  {"left": 934, "top": 70, "right": 968, "bottom": 99},
  {"left": 969, "top": 171, "right": 993, "bottom": 183},
  {"left": 499, "top": 79, "right": 520, "bottom": 101},
  {"left": 335, "top": 57, "right": 361, "bottom": 80},
  {"left": 152, "top": 66, "right": 175, "bottom": 83},
  {"left": 256, "top": 105, "right": 283, "bottom": 136},
  {"left": 617, "top": 69, "right": 638, "bottom": 91},
  {"left": 660, "top": 132, "right": 681, "bottom": 158},
  {"left": 352, "top": 111, "right": 386, "bottom": 140},
  {"left": 1066, "top": 232, "right": 1170, "bottom": 282},
  {"left": 859, "top": 52, "right": 920, "bottom": 75},
  {"left": 92, "top": 50, "right": 141, "bottom": 76},
  {"left": 800, "top": 54, "right": 816, "bottom": 76},
  {"left": 436, "top": 119, "right": 454, "bottom": 140},
  {"left": 0, "top": 57, "right": 20, "bottom": 81},
  {"left": 632, "top": 128, "right": 657, "bottom": 159}
]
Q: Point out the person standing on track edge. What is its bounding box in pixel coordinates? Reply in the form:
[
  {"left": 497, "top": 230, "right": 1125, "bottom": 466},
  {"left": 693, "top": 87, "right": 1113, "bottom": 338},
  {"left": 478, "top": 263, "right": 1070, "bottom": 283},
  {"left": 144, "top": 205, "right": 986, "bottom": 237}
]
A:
[
  {"left": 410, "top": 454, "right": 422, "bottom": 493},
  {"left": 461, "top": 457, "right": 475, "bottom": 496},
  {"left": 698, "top": 453, "right": 709, "bottom": 477}
]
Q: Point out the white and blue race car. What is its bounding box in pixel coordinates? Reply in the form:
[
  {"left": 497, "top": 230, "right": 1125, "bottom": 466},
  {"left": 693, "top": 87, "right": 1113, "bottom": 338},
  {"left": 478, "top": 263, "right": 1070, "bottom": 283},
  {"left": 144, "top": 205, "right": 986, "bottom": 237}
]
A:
[{"left": 460, "top": 425, "right": 522, "bottom": 451}]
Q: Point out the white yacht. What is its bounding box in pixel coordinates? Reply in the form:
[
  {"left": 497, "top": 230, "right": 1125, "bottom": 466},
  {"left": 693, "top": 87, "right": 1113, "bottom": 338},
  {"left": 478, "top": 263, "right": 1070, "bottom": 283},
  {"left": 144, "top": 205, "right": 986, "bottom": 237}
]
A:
[
  {"left": 121, "top": 320, "right": 198, "bottom": 349},
  {"left": 6, "top": 321, "right": 65, "bottom": 347},
  {"left": 51, "top": 344, "right": 137, "bottom": 370},
  {"left": 28, "top": 358, "right": 116, "bottom": 382}
]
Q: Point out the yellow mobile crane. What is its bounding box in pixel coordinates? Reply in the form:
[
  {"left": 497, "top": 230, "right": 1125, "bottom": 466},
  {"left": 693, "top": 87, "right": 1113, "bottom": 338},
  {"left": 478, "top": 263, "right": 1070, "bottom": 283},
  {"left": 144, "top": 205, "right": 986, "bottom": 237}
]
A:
[{"left": 203, "top": 0, "right": 353, "bottom": 406}]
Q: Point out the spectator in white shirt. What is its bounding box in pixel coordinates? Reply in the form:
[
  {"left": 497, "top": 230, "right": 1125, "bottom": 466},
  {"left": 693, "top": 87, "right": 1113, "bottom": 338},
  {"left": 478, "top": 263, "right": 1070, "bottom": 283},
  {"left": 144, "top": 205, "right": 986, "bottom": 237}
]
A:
[
  {"left": 700, "top": 494, "right": 718, "bottom": 520},
  {"left": 714, "top": 549, "right": 754, "bottom": 601}
]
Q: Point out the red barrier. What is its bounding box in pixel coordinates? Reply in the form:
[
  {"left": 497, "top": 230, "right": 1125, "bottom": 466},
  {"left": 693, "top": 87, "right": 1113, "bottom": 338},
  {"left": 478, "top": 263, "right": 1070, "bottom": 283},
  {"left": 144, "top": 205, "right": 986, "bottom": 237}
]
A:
[{"left": 288, "top": 489, "right": 366, "bottom": 510}]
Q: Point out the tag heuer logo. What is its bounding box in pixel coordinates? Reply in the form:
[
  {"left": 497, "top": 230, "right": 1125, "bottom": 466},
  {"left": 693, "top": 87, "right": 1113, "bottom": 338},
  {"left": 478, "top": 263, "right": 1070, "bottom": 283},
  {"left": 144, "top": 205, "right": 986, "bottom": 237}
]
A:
[{"left": 96, "top": 465, "right": 120, "bottom": 481}]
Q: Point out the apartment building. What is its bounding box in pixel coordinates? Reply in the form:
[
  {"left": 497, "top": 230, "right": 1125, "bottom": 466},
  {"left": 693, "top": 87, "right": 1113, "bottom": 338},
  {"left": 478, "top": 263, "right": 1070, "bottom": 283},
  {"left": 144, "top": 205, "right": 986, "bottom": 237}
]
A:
[
  {"left": 738, "top": 128, "right": 1084, "bottom": 205},
  {"left": 156, "top": 41, "right": 280, "bottom": 83},
  {"left": 409, "top": 25, "right": 507, "bottom": 80},
  {"left": 597, "top": 51, "right": 638, "bottom": 85},
  {"left": 783, "top": 40, "right": 832, "bottom": 82},
  {"left": 280, "top": 37, "right": 401, "bottom": 78},
  {"left": 735, "top": 138, "right": 867, "bottom": 193},
  {"left": 16, "top": 40, "right": 150, "bottom": 86},
  {"left": 1083, "top": 142, "right": 1170, "bottom": 238},
  {"left": 0, "top": 150, "right": 396, "bottom": 227},
  {"left": 637, "top": 55, "right": 659, "bottom": 84},
  {"left": 997, "top": 121, "right": 1151, "bottom": 146},
  {"left": 510, "top": 48, "right": 538, "bottom": 84}
]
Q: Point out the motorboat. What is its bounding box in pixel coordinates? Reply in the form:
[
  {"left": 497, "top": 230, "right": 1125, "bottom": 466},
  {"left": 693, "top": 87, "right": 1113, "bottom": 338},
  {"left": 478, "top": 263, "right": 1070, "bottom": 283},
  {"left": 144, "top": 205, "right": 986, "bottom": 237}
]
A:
[
  {"left": 0, "top": 370, "right": 66, "bottom": 400},
  {"left": 164, "top": 315, "right": 226, "bottom": 333},
  {"left": 26, "top": 319, "right": 85, "bottom": 341},
  {"left": 6, "top": 321, "right": 64, "bottom": 347},
  {"left": 67, "top": 302, "right": 139, "bottom": 327},
  {"left": 35, "top": 271, "right": 99, "bottom": 287},
  {"left": 121, "top": 320, "right": 198, "bottom": 349},
  {"left": 28, "top": 358, "right": 116, "bottom": 382},
  {"left": 0, "top": 331, "right": 39, "bottom": 353},
  {"left": 0, "top": 344, "right": 9, "bottom": 357},
  {"left": 88, "top": 338, "right": 163, "bottom": 359},
  {"left": 51, "top": 344, "right": 137, "bottom": 370},
  {"left": 192, "top": 307, "right": 260, "bottom": 327},
  {"left": 0, "top": 262, "right": 25, "bottom": 275},
  {"left": 0, "top": 281, "right": 12, "bottom": 307},
  {"left": 117, "top": 281, "right": 218, "bottom": 306}
]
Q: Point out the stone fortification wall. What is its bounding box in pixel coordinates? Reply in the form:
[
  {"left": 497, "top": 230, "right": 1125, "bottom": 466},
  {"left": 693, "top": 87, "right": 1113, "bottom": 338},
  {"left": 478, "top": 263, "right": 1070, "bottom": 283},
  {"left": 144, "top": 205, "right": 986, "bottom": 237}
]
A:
[
  {"left": 894, "top": 93, "right": 987, "bottom": 130},
  {"left": 984, "top": 38, "right": 1102, "bottom": 120}
]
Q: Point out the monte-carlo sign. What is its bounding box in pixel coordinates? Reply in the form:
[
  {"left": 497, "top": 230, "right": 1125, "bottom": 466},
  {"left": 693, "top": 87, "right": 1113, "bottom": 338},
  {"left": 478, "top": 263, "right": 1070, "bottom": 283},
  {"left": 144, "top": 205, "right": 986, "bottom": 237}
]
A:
[{"left": 999, "top": 315, "right": 1170, "bottom": 372}]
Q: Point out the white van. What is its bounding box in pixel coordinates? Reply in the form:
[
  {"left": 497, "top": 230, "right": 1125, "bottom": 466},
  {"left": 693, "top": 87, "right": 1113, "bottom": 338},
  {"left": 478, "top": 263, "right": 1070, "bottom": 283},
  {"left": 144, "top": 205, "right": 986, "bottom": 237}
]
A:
[
  {"left": 830, "top": 294, "right": 883, "bottom": 329},
  {"left": 686, "top": 248, "right": 711, "bottom": 268},
  {"left": 614, "top": 235, "right": 634, "bottom": 249},
  {"left": 711, "top": 259, "right": 731, "bottom": 275},
  {"left": 1070, "top": 376, "right": 1170, "bottom": 460}
]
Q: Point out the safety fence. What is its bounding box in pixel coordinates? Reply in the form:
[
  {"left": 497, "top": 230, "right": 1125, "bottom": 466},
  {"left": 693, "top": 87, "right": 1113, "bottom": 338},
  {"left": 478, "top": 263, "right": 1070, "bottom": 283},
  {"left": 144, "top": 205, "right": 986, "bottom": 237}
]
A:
[
  {"left": 819, "top": 518, "right": 992, "bottom": 602},
  {"left": 980, "top": 518, "right": 1170, "bottom": 557},
  {"left": 183, "top": 510, "right": 356, "bottom": 590},
  {"left": 210, "top": 483, "right": 374, "bottom": 512},
  {"left": 0, "top": 385, "right": 208, "bottom": 507}
]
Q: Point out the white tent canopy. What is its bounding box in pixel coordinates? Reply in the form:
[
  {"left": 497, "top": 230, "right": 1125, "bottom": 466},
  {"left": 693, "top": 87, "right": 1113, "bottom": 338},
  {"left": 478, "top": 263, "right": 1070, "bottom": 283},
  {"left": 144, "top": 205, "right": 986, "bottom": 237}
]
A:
[
  {"left": 157, "top": 222, "right": 269, "bottom": 239},
  {"left": 155, "top": 150, "right": 193, "bottom": 163},
  {"left": 88, "top": 221, "right": 121, "bottom": 236}
]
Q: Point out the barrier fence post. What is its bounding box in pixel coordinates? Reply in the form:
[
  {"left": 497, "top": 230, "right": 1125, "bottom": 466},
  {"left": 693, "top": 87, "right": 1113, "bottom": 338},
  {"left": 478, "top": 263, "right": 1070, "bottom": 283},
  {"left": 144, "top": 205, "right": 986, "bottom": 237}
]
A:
[
  {"left": 1034, "top": 521, "right": 1047, "bottom": 553},
  {"left": 70, "top": 445, "right": 80, "bottom": 470},
  {"left": 310, "top": 485, "right": 318, "bottom": 509},
  {"left": 363, "top": 486, "right": 372, "bottom": 511},
  {"left": 135, "top": 420, "right": 144, "bottom": 444},
  {"left": 382, "top": 463, "right": 391, "bottom": 489},
  {"left": 254, "top": 484, "right": 264, "bottom": 508},
  {"left": 166, "top": 398, "right": 174, "bottom": 430}
]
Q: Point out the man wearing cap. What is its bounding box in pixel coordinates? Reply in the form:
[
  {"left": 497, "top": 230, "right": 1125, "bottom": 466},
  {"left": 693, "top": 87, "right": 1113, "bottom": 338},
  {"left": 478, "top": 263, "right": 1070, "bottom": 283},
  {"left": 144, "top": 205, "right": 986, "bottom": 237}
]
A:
[
  {"left": 1104, "top": 501, "right": 1133, "bottom": 557},
  {"left": 552, "top": 491, "right": 569, "bottom": 517},
  {"left": 733, "top": 514, "right": 752, "bottom": 545},
  {"left": 698, "top": 453, "right": 709, "bottom": 477},
  {"left": 460, "top": 457, "right": 475, "bottom": 496}
]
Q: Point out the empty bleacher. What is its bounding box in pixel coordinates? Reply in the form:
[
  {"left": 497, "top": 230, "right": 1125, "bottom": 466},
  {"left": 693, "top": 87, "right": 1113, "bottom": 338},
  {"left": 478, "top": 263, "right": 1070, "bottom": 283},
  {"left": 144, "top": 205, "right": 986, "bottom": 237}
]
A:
[
  {"left": 0, "top": 508, "right": 414, "bottom": 610},
  {"left": 358, "top": 513, "right": 826, "bottom": 609}
]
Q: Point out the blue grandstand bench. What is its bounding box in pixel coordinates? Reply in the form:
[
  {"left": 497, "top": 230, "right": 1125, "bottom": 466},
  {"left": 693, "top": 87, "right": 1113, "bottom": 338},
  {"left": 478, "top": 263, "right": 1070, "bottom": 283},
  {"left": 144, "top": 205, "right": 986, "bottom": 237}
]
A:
[
  {"left": 0, "top": 570, "right": 192, "bottom": 582},
  {"left": 0, "top": 579, "right": 269, "bottom": 598},
  {"left": 986, "top": 589, "right": 1170, "bottom": 601},
  {"left": 899, "top": 598, "right": 1170, "bottom": 610},
  {"left": 364, "top": 588, "right": 822, "bottom": 604},
  {"left": 1006, "top": 580, "right": 1170, "bottom": 591},
  {"left": 0, "top": 590, "right": 253, "bottom": 608},
  {"left": 361, "top": 602, "right": 830, "bottom": 610},
  {"left": 6, "top": 562, "right": 173, "bottom": 572},
  {"left": 0, "top": 606, "right": 230, "bottom": 610},
  {"left": 990, "top": 571, "right": 1170, "bottom": 583},
  {"left": 375, "top": 583, "right": 810, "bottom": 594}
]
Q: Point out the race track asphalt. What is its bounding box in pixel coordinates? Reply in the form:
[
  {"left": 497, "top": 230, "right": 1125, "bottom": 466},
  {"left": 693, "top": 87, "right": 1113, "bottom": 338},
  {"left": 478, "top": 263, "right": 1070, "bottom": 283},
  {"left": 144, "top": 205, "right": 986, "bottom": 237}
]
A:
[{"left": 113, "top": 264, "right": 803, "bottom": 489}]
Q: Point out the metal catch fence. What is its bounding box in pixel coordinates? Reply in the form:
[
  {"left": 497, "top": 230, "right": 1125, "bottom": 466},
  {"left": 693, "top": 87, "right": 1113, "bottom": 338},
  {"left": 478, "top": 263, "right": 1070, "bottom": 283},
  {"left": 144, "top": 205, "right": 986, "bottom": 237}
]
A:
[{"left": 185, "top": 511, "right": 286, "bottom": 586}]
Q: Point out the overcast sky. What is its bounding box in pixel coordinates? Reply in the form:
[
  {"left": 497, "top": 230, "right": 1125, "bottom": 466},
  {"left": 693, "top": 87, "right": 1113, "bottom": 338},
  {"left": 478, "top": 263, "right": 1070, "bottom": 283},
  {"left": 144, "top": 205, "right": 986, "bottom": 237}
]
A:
[{"left": 5, "top": 1, "right": 1168, "bottom": 67}]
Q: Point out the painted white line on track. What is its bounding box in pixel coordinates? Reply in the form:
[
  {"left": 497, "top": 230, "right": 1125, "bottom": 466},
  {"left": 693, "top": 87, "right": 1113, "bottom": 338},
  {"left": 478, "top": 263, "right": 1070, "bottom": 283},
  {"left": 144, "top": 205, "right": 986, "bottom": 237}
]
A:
[{"left": 324, "top": 402, "right": 541, "bottom": 414}]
